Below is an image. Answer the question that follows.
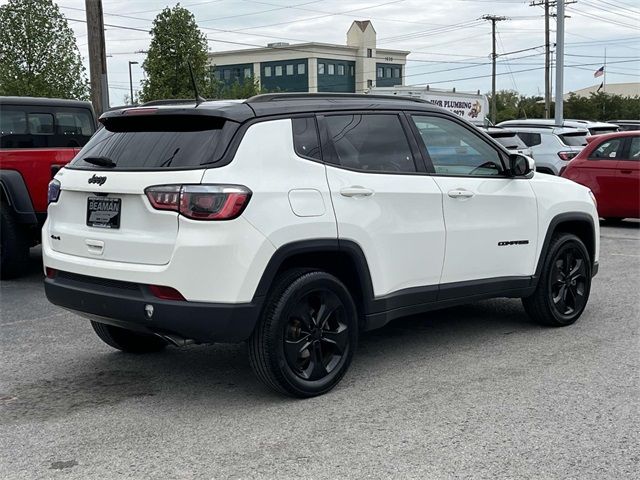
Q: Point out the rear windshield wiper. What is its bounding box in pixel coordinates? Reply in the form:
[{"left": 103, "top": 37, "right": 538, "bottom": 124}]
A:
[{"left": 83, "top": 156, "right": 116, "bottom": 168}]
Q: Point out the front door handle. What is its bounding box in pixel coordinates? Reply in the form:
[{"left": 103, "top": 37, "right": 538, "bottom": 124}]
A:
[
  {"left": 340, "top": 186, "right": 374, "bottom": 197},
  {"left": 448, "top": 188, "right": 474, "bottom": 199}
]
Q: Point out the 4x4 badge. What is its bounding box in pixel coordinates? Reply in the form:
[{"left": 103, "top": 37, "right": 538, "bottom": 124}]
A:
[{"left": 88, "top": 174, "right": 107, "bottom": 186}]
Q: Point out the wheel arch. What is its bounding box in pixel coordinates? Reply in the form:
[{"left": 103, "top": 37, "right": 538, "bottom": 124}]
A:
[
  {"left": 535, "top": 212, "right": 597, "bottom": 280},
  {"left": 0, "top": 170, "right": 37, "bottom": 224},
  {"left": 252, "top": 239, "right": 375, "bottom": 326}
]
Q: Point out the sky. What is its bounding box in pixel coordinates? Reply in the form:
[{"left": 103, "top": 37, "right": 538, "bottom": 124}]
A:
[{"left": 5, "top": 0, "right": 640, "bottom": 105}]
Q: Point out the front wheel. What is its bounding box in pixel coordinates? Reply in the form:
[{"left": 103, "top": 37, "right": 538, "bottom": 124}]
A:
[
  {"left": 522, "top": 233, "right": 592, "bottom": 327},
  {"left": 0, "top": 207, "right": 29, "bottom": 279},
  {"left": 248, "top": 269, "right": 358, "bottom": 398}
]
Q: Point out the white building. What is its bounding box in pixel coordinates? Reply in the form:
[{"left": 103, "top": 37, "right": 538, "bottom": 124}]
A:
[{"left": 208, "top": 21, "right": 409, "bottom": 94}]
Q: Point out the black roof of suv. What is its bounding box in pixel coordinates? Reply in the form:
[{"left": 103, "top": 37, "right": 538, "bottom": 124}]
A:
[{"left": 100, "top": 93, "right": 446, "bottom": 124}]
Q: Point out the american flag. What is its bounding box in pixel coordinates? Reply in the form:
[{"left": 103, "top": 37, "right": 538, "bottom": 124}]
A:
[{"left": 594, "top": 66, "right": 604, "bottom": 78}]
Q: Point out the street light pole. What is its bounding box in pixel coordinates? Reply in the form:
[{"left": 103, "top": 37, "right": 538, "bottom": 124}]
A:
[
  {"left": 482, "top": 15, "right": 508, "bottom": 124},
  {"left": 128, "top": 61, "right": 139, "bottom": 105}
]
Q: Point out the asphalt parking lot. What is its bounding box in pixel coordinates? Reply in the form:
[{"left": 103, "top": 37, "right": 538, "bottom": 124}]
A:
[{"left": 1, "top": 221, "right": 638, "bottom": 480}]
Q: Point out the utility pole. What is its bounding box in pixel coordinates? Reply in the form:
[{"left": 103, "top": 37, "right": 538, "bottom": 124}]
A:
[
  {"left": 530, "top": 1, "right": 552, "bottom": 119},
  {"left": 128, "top": 61, "right": 138, "bottom": 105},
  {"left": 85, "top": 0, "right": 109, "bottom": 115},
  {"left": 554, "top": 0, "right": 565, "bottom": 126},
  {"left": 483, "top": 15, "right": 508, "bottom": 124}
]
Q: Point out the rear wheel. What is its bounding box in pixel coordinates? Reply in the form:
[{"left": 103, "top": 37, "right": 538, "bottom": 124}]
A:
[
  {"left": 248, "top": 269, "right": 358, "bottom": 397},
  {"left": 91, "top": 321, "right": 168, "bottom": 353},
  {"left": 0, "top": 207, "right": 29, "bottom": 279},
  {"left": 522, "top": 233, "right": 592, "bottom": 327}
]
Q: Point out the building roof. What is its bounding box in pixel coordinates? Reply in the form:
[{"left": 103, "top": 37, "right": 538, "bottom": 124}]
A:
[
  {"left": 353, "top": 20, "right": 373, "bottom": 32},
  {"left": 564, "top": 82, "right": 640, "bottom": 99},
  {"left": 208, "top": 41, "right": 409, "bottom": 59}
]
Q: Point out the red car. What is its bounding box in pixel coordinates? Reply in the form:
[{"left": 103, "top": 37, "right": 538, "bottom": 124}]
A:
[{"left": 562, "top": 131, "right": 639, "bottom": 221}]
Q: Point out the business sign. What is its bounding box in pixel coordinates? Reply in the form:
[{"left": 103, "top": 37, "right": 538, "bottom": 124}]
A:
[{"left": 420, "top": 94, "right": 487, "bottom": 123}]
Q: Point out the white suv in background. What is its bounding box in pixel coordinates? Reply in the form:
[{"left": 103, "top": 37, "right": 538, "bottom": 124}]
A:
[
  {"left": 496, "top": 122, "right": 589, "bottom": 175},
  {"left": 43, "top": 94, "right": 600, "bottom": 397}
]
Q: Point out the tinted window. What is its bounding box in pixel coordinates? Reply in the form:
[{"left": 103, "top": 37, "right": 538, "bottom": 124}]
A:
[
  {"left": 412, "top": 115, "right": 503, "bottom": 176},
  {"left": 517, "top": 132, "right": 542, "bottom": 147},
  {"left": 1, "top": 106, "right": 94, "bottom": 149},
  {"left": 590, "top": 138, "right": 622, "bottom": 159},
  {"left": 626, "top": 137, "right": 640, "bottom": 161},
  {"left": 325, "top": 114, "right": 415, "bottom": 173},
  {"left": 490, "top": 132, "right": 528, "bottom": 150},
  {"left": 292, "top": 117, "right": 321, "bottom": 160},
  {"left": 70, "top": 116, "right": 232, "bottom": 170},
  {"left": 559, "top": 132, "right": 588, "bottom": 146}
]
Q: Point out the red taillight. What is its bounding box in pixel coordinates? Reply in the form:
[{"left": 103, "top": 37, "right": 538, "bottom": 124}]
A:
[
  {"left": 45, "top": 268, "right": 57, "bottom": 278},
  {"left": 148, "top": 285, "right": 185, "bottom": 301},
  {"left": 558, "top": 151, "right": 578, "bottom": 161},
  {"left": 145, "top": 185, "right": 251, "bottom": 220}
]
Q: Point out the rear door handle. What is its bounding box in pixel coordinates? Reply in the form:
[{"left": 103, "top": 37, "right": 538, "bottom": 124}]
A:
[
  {"left": 448, "top": 188, "right": 474, "bottom": 199},
  {"left": 340, "top": 186, "right": 374, "bottom": 197}
]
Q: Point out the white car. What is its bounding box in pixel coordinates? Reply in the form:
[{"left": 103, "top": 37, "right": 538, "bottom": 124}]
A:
[
  {"left": 495, "top": 123, "right": 589, "bottom": 175},
  {"left": 43, "top": 94, "right": 600, "bottom": 397},
  {"left": 499, "top": 118, "right": 618, "bottom": 136},
  {"left": 480, "top": 126, "right": 534, "bottom": 158}
]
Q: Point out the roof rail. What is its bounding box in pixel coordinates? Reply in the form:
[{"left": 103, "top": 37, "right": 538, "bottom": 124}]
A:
[{"left": 245, "top": 92, "right": 430, "bottom": 104}]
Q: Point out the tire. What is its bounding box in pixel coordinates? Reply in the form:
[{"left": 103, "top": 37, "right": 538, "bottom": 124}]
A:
[
  {"left": 522, "top": 233, "right": 592, "bottom": 327},
  {"left": 0, "top": 206, "right": 29, "bottom": 280},
  {"left": 248, "top": 269, "right": 358, "bottom": 398},
  {"left": 91, "top": 321, "right": 168, "bottom": 353}
]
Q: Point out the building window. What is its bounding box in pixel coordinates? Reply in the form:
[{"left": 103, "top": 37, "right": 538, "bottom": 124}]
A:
[
  {"left": 286, "top": 64, "right": 294, "bottom": 75},
  {"left": 350, "top": 65, "right": 354, "bottom": 76},
  {"left": 328, "top": 64, "right": 335, "bottom": 75},
  {"left": 298, "top": 63, "right": 305, "bottom": 75},
  {"left": 367, "top": 79, "right": 373, "bottom": 88},
  {"left": 393, "top": 67, "right": 400, "bottom": 78},
  {"left": 264, "top": 66, "right": 272, "bottom": 77},
  {"left": 338, "top": 64, "right": 345, "bottom": 75},
  {"left": 223, "top": 69, "right": 231, "bottom": 80},
  {"left": 367, "top": 48, "right": 372, "bottom": 58},
  {"left": 318, "top": 63, "right": 325, "bottom": 74},
  {"left": 275, "top": 65, "right": 283, "bottom": 76},
  {"left": 244, "top": 67, "right": 251, "bottom": 78},
  {"left": 377, "top": 67, "right": 383, "bottom": 78},
  {"left": 385, "top": 67, "right": 392, "bottom": 78}
]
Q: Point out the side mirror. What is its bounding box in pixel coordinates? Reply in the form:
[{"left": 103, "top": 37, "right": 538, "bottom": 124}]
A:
[{"left": 509, "top": 154, "right": 535, "bottom": 177}]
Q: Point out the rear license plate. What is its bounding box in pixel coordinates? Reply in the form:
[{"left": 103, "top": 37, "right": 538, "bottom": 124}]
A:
[{"left": 87, "top": 197, "right": 121, "bottom": 229}]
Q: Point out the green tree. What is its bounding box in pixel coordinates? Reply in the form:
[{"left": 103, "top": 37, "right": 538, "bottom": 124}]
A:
[
  {"left": 140, "top": 4, "right": 209, "bottom": 102},
  {"left": 0, "top": 0, "right": 88, "bottom": 99}
]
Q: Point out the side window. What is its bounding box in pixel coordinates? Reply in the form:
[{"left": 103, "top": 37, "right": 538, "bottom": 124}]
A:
[
  {"left": 411, "top": 115, "right": 504, "bottom": 176},
  {"left": 628, "top": 137, "right": 640, "bottom": 161},
  {"left": 28, "top": 113, "right": 54, "bottom": 135},
  {"left": 517, "top": 132, "right": 541, "bottom": 147},
  {"left": 0, "top": 108, "right": 29, "bottom": 148},
  {"left": 53, "top": 110, "right": 95, "bottom": 147},
  {"left": 590, "top": 138, "right": 622, "bottom": 159},
  {"left": 324, "top": 114, "right": 416, "bottom": 173},
  {"left": 292, "top": 117, "right": 321, "bottom": 160}
]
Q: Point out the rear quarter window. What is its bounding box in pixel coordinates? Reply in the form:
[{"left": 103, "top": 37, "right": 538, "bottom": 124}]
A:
[{"left": 559, "top": 132, "right": 588, "bottom": 147}]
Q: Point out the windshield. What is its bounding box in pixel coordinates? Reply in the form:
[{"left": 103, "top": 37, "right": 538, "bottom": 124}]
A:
[
  {"left": 69, "top": 115, "right": 235, "bottom": 169},
  {"left": 489, "top": 132, "right": 528, "bottom": 150},
  {"left": 559, "top": 132, "right": 588, "bottom": 147}
]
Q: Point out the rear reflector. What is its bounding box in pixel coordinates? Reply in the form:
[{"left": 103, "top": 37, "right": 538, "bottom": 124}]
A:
[
  {"left": 45, "top": 268, "right": 57, "bottom": 279},
  {"left": 148, "top": 285, "right": 185, "bottom": 301},
  {"left": 145, "top": 184, "right": 251, "bottom": 220}
]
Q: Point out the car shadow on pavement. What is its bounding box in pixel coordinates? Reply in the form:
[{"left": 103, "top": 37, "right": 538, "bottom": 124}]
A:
[{"left": 1, "top": 297, "right": 540, "bottom": 424}]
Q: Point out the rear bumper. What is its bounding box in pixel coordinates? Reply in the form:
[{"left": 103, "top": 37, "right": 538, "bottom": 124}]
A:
[{"left": 44, "top": 271, "right": 262, "bottom": 343}]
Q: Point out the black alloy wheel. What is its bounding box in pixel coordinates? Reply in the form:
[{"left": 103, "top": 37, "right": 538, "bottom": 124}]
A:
[
  {"left": 549, "top": 245, "right": 588, "bottom": 318},
  {"left": 248, "top": 269, "right": 358, "bottom": 397},
  {"left": 284, "top": 289, "right": 349, "bottom": 381},
  {"left": 522, "top": 233, "right": 592, "bottom": 327}
]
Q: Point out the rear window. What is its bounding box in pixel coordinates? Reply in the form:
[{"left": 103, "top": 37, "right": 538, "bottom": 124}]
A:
[
  {"left": 489, "top": 132, "right": 528, "bottom": 150},
  {"left": 589, "top": 127, "right": 618, "bottom": 135},
  {"left": 0, "top": 106, "right": 95, "bottom": 149},
  {"left": 559, "top": 132, "right": 588, "bottom": 147},
  {"left": 69, "top": 115, "right": 236, "bottom": 170}
]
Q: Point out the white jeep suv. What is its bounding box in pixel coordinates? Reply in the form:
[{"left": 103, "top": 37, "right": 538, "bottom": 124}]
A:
[{"left": 43, "top": 94, "right": 600, "bottom": 397}]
